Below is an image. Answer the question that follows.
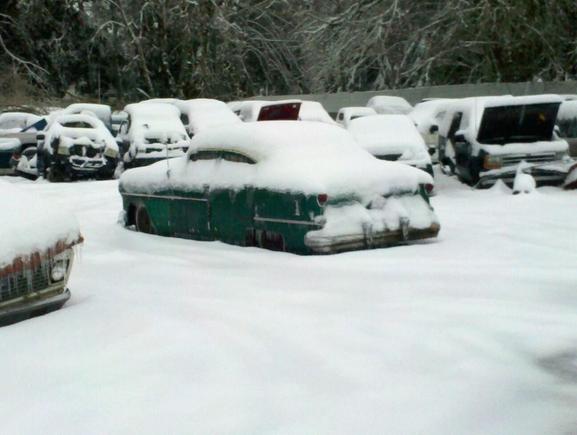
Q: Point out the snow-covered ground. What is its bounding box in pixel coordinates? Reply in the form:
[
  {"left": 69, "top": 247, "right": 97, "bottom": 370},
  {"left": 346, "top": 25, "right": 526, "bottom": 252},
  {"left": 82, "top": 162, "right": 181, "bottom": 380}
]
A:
[{"left": 1, "top": 171, "right": 577, "bottom": 435}]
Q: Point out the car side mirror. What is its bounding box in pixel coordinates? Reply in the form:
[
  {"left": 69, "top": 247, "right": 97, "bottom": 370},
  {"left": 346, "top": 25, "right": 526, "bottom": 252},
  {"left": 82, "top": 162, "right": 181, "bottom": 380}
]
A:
[{"left": 429, "top": 125, "right": 438, "bottom": 134}]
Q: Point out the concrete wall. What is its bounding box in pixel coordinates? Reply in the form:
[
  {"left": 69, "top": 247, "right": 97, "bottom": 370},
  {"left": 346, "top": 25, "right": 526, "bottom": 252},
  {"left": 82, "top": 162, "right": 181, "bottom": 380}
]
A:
[{"left": 254, "top": 81, "right": 577, "bottom": 114}]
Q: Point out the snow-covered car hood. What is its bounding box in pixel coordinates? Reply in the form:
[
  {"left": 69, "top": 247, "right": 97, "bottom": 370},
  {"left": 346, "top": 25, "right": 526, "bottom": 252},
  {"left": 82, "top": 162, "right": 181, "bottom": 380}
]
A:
[
  {"left": 0, "top": 180, "right": 81, "bottom": 269},
  {"left": 348, "top": 115, "right": 431, "bottom": 163}
]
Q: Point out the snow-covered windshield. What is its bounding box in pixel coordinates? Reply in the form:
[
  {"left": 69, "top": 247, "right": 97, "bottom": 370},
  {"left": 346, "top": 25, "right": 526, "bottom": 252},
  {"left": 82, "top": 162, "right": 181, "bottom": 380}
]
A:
[{"left": 477, "top": 103, "right": 560, "bottom": 145}]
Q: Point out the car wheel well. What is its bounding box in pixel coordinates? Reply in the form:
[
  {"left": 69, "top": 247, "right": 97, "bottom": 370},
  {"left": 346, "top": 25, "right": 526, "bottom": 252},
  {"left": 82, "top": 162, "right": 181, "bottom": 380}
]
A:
[
  {"left": 135, "top": 204, "right": 154, "bottom": 234},
  {"left": 126, "top": 203, "right": 137, "bottom": 227}
]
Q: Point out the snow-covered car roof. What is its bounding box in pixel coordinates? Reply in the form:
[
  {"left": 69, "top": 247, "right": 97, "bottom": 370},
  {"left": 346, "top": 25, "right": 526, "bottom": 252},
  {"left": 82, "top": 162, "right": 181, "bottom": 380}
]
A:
[
  {"left": 0, "top": 180, "right": 81, "bottom": 272},
  {"left": 61, "top": 103, "right": 112, "bottom": 125},
  {"left": 0, "top": 112, "right": 41, "bottom": 133},
  {"left": 367, "top": 96, "right": 413, "bottom": 115},
  {"left": 438, "top": 94, "right": 563, "bottom": 138},
  {"left": 45, "top": 114, "right": 118, "bottom": 151},
  {"left": 123, "top": 103, "right": 189, "bottom": 144},
  {"left": 174, "top": 99, "right": 241, "bottom": 135},
  {"left": 120, "top": 121, "right": 433, "bottom": 199},
  {"left": 409, "top": 99, "right": 454, "bottom": 134},
  {"left": 348, "top": 115, "right": 427, "bottom": 155}
]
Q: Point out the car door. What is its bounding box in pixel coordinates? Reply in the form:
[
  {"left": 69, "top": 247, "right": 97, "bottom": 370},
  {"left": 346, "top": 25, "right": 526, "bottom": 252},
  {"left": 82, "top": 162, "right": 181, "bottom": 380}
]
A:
[
  {"left": 168, "top": 153, "right": 211, "bottom": 240},
  {"left": 208, "top": 151, "right": 256, "bottom": 246}
]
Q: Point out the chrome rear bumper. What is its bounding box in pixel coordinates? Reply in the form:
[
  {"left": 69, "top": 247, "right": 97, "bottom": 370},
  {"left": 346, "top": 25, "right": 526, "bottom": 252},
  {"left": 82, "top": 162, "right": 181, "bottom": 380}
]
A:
[{"left": 305, "top": 223, "right": 440, "bottom": 254}]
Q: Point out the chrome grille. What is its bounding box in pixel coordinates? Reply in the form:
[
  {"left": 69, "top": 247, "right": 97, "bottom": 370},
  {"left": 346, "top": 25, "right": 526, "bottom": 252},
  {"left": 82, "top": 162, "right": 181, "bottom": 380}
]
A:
[
  {"left": 501, "top": 153, "right": 557, "bottom": 166},
  {"left": 0, "top": 261, "right": 50, "bottom": 304}
]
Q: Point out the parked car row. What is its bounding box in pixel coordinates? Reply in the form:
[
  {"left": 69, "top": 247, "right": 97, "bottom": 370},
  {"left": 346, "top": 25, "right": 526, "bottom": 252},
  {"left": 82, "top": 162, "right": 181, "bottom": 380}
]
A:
[
  {"left": 4, "top": 91, "right": 576, "bottom": 325},
  {"left": 336, "top": 93, "right": 576, "bottom": 189}
]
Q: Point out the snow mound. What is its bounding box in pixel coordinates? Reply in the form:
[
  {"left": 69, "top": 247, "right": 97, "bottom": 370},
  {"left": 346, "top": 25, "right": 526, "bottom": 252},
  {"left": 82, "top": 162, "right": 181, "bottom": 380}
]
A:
[
  {"left": 0, "top": 180, "right": 81, "bottom": 268},
  {"left": 513, "top": 164, "right": 537, "bottom": 194},
  {"left": 513, "top": 173, "right": 536, "bottom": 194},
  {"left": 489, "top": 179, "right": 512, "bottom": 195}
]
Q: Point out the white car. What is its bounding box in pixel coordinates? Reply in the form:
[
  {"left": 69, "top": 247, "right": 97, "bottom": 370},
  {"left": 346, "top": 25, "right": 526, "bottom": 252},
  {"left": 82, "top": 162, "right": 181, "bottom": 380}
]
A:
[
  {"left": 348, "top": 115, "right": 433, "bottom": 177},
  {"left": 409, "top": 99, "right": 454, "bottom": 158},
  {"left": 0, "top": 112, "right": 43, "bottom": 148},
  {"left": 35, "top": 114, "right": 120, "bottom": 181},
  {"left": 116, "top": 103, "right": 190, "bottom": 169},
  {"left": 0, "top": 112, "right": 41, "bottom": 134},
  {"left": 335, "top": 107, "right": 377, "bottom": 128}
]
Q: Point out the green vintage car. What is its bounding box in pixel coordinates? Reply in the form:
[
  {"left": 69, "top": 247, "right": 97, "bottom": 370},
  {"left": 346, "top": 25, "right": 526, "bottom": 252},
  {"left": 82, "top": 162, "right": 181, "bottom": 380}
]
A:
[{"left": 119, "top": 121, "right": 440, "bottom": 254}]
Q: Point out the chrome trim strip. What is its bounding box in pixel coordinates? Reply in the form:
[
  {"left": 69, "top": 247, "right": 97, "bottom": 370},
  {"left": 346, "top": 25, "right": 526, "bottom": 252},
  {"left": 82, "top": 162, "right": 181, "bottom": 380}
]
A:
[
  {"left": 122, "top": 192, "right": 208, "bottom": 202},
  {"left": 254, "top": 216, "right": 320, "bottom": 227}
]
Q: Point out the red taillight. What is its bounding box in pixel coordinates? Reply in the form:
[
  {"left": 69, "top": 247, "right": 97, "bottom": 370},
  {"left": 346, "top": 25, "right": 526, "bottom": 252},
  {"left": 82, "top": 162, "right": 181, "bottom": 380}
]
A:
[
  {"left": 12, "top": 152, "right": 21, "bottom": 160},
  {"left": 317, "top": 193, "right": 328, "bottom": 206},
  {"left": 424, "top": 183, "right": 434, "bottom": 194}
]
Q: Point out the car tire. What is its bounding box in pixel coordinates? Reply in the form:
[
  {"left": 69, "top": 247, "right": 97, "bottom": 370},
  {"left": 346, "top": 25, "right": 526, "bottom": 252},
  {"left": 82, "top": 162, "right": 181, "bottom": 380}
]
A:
[
  {"left": 47, "top": 165, "right": 64, "bottom": 182},
  {"left": 135, "top": 206, "right": 154, "bottom": 234},
  {"left": 259, "top": 231, "right": 285, "bottom": 252}
]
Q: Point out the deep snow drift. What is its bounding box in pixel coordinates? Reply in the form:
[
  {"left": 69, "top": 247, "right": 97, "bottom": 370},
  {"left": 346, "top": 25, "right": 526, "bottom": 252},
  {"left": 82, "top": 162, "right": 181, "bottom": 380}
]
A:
[{"left": 1, "top": 172, "right": 577, "bottom": 435}]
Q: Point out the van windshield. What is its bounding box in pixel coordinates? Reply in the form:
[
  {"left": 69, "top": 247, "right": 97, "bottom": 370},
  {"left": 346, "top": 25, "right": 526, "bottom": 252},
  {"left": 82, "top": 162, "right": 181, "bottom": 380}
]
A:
[{"left": 477, "top": 103, "right": 560, "bottom": 145}]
